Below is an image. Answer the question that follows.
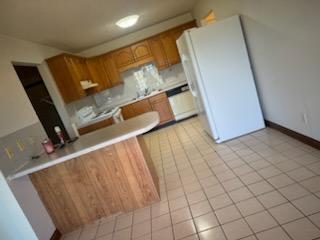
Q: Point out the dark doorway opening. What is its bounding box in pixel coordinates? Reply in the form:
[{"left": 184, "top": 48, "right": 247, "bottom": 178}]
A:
[{"left": 14, "top": 65, "right": 69, "bottom": 145}]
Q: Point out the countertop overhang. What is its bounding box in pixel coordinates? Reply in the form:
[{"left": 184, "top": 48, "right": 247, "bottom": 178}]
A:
[{"left": 8, "top": 112, "right": 160, "bottom": 181}]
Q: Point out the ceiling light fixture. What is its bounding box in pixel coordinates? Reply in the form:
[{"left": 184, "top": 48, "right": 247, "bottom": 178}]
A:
[{"left": 116, "top": 15, "right": 140, "bottom": 28}]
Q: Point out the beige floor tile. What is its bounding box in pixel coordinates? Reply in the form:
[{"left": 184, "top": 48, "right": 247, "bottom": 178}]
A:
[
  {"left": 275, "top": 161, "right": 301, "bottom": 172},
  {"left": 133, "top": 207, "right": 151, "bottom": 225},
  {"left": 300, "top": 176, "right": 320, "bottom": 193},
  {"left": 240, "top": 172, "right": 263, "bottom": 185},
  {"left": 309, "top": 212, "right": 320, "bottom": 228},
  {"left": 248, "top": 181, "right": 274, "bottom": 196},
  {"left": 278, "top": 183, "right": 309, "bottom": 200},
  {"left": 96, "top": 221, "right": 115, "bottom": 238},
  {"left": 78, "top": 226, "right": 97, "bottom": 240},
  {"left": 132, "top": 220, "right": 151, "bottom": 239},
  {"left": 236, "top": 198, "right": 264, "bottom": 216},
  {"left": 152, "top": 226, "right": 174, "bottom": 240},
  {"left": 267, "top": 174, "right": 294, "bottom": 189},
  {"left": 133, "top": 234, "right": 151, "bottom": 240},
  {"left": 171, "top": 207, "right": 192, "bottom": 224},
  {"left": 233, "top": 164, "right": 254, "bottom": 176},
  {"left": 187, "top": 190, "right": 207, "bottom": 205},
  {"left": 115, "top": 214, "right": 133, "bottom": 230},
  {"left": 169, "top": 196, "right": 189, "bottom": 211},
  {"left": 215, "top": 205, "right": 242, "bottom": 224},
  {"left": 245, "top": 211, "right": 278, "bottom": 233},
  {"left": 173, "top": 220, "right": 197, "bottom": 240},
  {"left": 194, "top": 212, "right": 219, "bottom": 232},
  {"left": 209, "top": 193, "right": 233, "bottom": 210},
  {"left": 152, "top": 213, "right": 171, "bottom": 232},
  {"left": 198, "top": 226, "right": 226, "bottom": 240},
  {"left": 256, "top": 227, "right": 290, "bottom": 240},
  {"left": 257, "top": 166, "right": 281, "bottom": 179},
  {"left": 113, "top": 227, "right": 131, "bottom": 240},
  {"left": 222, "top": 219, "right": 253, "bottom": 240},
  {"left": 257, "top": 191, "right": 288, "bottom": 208},
  {"left": 292, "top": 194, "right": 320, "bottom": 215},
  {"left": 229, "top": 187, "right": 253, "bottom": 202},
  {"left": 190, "top": 200, "right": 212, "bottom": 217},
  {"left": 283, "top": 218, "right": 320, "bottom": 240},
  {"left": 221, "top": 178, "right": 244, "bottom": 192},
  {"left": 203, "top": 184, "right": 225, "bottom": 198},
  {"left": 151, "top": 201, "right": 170, "bottom": 218},
  {"left": 286, "top": 167, "right": 315, "bottom": 181},
  {"left": 268, "top": 203, "right": 303, "bottom": 224},
  {"left": 182, "top": 234, "right": 199, "bottom": 240}
]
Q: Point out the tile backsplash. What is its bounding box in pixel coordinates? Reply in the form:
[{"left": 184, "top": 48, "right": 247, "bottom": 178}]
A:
[
  {"left": 0, "top": 122, "right": 47, "bottom": 177},
  {"left": 66, "top": 63, "right": 187, "bottom": 124}
]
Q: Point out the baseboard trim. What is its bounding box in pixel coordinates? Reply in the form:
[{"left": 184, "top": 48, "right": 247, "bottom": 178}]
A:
[
  {"left": 265, "top": 120, "right": 320, "bottom": 150},
  {"left": 50, "top": 229, "right": 62, "bottom": 240}
]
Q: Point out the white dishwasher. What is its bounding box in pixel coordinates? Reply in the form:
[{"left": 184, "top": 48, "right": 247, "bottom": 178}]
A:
[{"left": 166, "top": 84, "right": 198, "bottom": 121}]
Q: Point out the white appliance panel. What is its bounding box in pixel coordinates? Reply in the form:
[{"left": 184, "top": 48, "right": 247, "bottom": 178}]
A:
[
  {"left": 168, "top": 91, "right": 197, "bottom": 121},
  {"left": 177, "top": 34, "right": 219, "bottom": 140},
  {"left": 177, "top": 15, "right": 265, "bottom": 143}
]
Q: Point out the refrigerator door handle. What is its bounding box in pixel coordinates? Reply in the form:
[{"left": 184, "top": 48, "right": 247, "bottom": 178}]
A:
[{"left": 181, "top": 54, "right": 197, "bottom": 97}]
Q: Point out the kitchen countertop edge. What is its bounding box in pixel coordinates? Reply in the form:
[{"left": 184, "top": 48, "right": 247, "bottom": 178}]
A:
[{"left": 7, "top": 112, "right": 160, "bottom": 181}]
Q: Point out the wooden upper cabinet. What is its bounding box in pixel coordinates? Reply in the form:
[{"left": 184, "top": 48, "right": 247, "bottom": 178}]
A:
[
  {"left": 112, "top": 47, "right": 135, "bottom": 71},
  {"left": 149, "top": 93, "right": 174, "bottom": 125},
  {"left": 46, "top": 54, "right": 87, "bottom": 103},
  {"left": 131, "top": 41, "right": 153, "bottom": 62},
  {"left": 99, "top": 53, "right": 123, "bottom": 87},
  {"left": 86, "top": 57, "right": 112, "bottom": 92},
  {"left": 160, "top": 31, "right": 181, "bottom": 66},
  {"left": 148, "top": 36, "right": 168, "bottom": 70}
]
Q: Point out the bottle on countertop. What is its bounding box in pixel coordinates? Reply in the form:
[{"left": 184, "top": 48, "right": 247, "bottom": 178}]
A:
[{"left": 54, "top": 126, "right": 65, "bottom": 145}]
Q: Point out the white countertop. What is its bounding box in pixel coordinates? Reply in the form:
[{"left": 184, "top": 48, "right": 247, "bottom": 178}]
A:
[
  {"left": 77, "top": 80, "right": 188, "bottom": 128},
  {"left": 8, "top": 112, "right": 160, "bottom": 181}
]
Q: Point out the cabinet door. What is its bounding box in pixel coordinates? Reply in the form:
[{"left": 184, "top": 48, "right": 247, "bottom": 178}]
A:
[
  {"left": 121, "top": 105, "right": 136, "bottom": 120},
  {"left": 148, "top": 36, "right": 168, "bottom": 70},
  {"left": 100, "top": 54, "right": 123, "bottom": 87},
  {"left": 160, "top": 31, "right": 181, "bottom": 66},
  {"left": 131, "top": 99, "right": 152, "bottom": 116},
  {"left": 47, "top": 55, "right": 86, "bottom": 103},
  {"left": 130, "top": 41, "right": 153, "bottom": 61},
  {"left": 149, "top": 93, "right": 174, "bottom": 125},
  {"left": 78, "top": 118, "right": 114, "bottom": 135},
  {"left": 112, "top": 47, "right": 135, "bottom": 69},
  {"left": 86, "top": 57, "right": 112, "bottom": 92}
]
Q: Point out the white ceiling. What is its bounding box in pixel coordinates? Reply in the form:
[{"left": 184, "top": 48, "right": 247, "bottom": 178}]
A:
[{"left": 0, "top": 0, "right": 197, "bottom": 52}]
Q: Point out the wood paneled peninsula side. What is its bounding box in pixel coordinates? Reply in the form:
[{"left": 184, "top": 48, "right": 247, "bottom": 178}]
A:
[{"left": 8, "top": 112, "right": 160, "bottom": 234}]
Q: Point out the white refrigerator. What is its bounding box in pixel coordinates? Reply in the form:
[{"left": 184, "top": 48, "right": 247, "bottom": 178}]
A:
[{"left": 177, "top": 15, "right": 265, "bottom": 143}]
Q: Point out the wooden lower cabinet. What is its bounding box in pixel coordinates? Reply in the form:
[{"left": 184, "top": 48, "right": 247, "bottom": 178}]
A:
[
  {"left": 149, "top": 93, "right": 174, "bottom": 125},
  {"left": 121, "top": 93, "right": 174, "bottom": 125},
  {"left": 30, "top": 136, "right": 159, "bottom": 234},
  {"left": 78, "top": 118, "right": 114, "bottom": 135}
]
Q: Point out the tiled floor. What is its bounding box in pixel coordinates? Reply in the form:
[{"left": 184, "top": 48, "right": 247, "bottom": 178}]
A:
[{"left": 62, "top": 117, "right": 320, "bottom": 240}]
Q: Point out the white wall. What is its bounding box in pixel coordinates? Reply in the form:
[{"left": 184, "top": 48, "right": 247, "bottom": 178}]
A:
[
  {"left": 192, "top": 0, "right": 320, "bottom": 140},
  {"left": 0, "top": 172, "right": 38, "bottom": 240},
  {"left": 79, "top": 13, "right": 194, "bottom": 57},
  {"left": 0, "top": 34, "right": 62, "bottom": 137},
  {"left": 0, "top": 34, "right": 64, "bottom": 239}
]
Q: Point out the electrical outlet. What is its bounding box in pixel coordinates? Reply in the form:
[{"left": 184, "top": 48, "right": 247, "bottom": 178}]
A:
[
  {"left": 4, "top": 147, "right": 14, "bottom": 159},
  {"left": 16, "top": 139, "right": 25, "bottom": 152}
]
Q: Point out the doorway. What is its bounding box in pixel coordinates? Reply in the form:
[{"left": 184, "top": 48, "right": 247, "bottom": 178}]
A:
[{"left": 14, "top": 65, "right": 69, "bottom": 145}]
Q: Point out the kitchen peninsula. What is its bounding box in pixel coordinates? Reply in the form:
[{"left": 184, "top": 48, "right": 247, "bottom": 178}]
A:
[{"left": 8, "top": 112, "right": 160, "bottom": 234}]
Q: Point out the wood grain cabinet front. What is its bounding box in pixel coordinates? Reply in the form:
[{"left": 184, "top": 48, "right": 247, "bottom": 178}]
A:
[
  {"left": 148, "top": 36, "right": 168, "bottom": 70},
  {"left": 121, "top": 93, "right": 174, "bottom": 126},
  {"left": 131, "top": 41, "right": 153, "bottom": 62},
  {"left": 112, "top": 47, "right": 135, "bottom": 71},
  {"left": 149, "top": 93, "right": 174, "bottom": 125},
  {"left": 46, "top": 54, "right": 88, "bottom": 103},
  {"left": 99, "top": 53, "right": 123, "bottom": 87}
]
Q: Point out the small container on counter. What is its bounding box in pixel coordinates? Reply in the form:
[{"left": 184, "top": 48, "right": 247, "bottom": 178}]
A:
[
  {"left": 42, "top": 139, "right": 55, "bottom": 154},
  {"left": 54, "top": 126, "right": 65, "bottom": 145}
]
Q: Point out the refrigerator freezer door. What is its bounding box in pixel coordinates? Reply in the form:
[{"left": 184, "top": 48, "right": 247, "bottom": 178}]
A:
[
  {"left": 189, "top": 16, "right": 265, "bottom": 142},
  {"left": 177, "top": 32, "right": 220, "bottom": 140}
]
